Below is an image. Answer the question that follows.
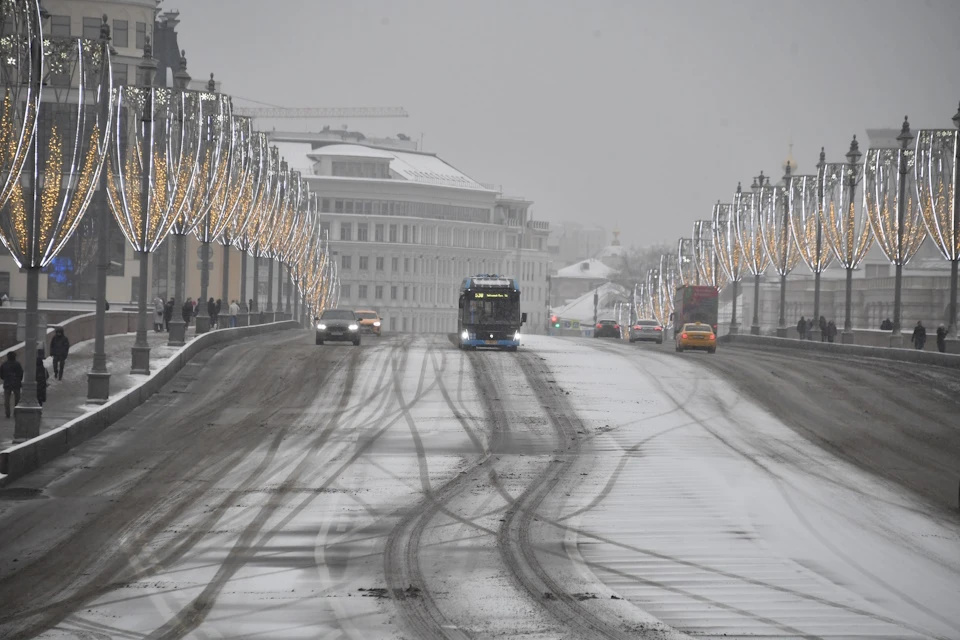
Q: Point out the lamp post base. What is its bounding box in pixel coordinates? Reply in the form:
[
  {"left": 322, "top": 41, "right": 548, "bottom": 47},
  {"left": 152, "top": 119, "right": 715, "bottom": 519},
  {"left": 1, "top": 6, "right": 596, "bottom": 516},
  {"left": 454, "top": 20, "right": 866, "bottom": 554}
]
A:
[
  {"left": 262, "top": 312, "right": 274, "bottom": 324},
  {"left": 168, "top": 320, "right": 186, "bottom": 347},
  {"left": 131, "top": 345, "right": 151, "bottom": 375},
  {"left": 86, "top": 371, "right": 111, "bottom": 404},
  {"left": 238, "top": 312, "right": 249, "bottom": 327},
  {"left": 750, "top": 324, "right": 760, "bottom": 336},
  {"left": 889, "top": 332, "right": 904, "bottom": 349},
  {"left": 841, "top": 331, "right": 855, "bottom": 345},
  {"left": 727, "top": 322, "right": 740, "bottom": 336},
  {"left": 776, "top": 327, "right": 788, "bottom": 338},
  {"left": 195, "top": 316, "right": 210, "bottom": 334},
  {"left": 13, "top": 405, "right": 42, "bottom": 443}
]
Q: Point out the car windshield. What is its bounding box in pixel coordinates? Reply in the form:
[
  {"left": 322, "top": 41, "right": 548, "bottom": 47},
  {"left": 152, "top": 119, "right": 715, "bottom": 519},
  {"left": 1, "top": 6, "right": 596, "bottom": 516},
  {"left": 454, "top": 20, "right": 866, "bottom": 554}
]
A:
[
  {"left": 637, "top": 320, "right": 659, "bottom": 326},
  {"left": 683, "top": 323, "right": 711, "bottom": 332},
  {"left": 321, "top": 310, "right": 356, "bottom": 320},
  {"left": 464, "top": 298, "right": 517, "bottom": 325},
  {"left": 356, "top": 312, "right": 378, "bottom": 319},
  {"left": 599, "top": 319, "right": 616, "bottom": 325}
]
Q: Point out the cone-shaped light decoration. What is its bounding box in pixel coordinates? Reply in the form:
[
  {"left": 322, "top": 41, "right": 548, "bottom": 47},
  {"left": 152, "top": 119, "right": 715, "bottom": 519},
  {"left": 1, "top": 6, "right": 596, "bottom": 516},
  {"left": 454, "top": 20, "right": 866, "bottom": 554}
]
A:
[
  {"left": 0, "top": 0, "right": 43, "bottom": 210},
  {"left": 0, "top": 34, "right": 112, "bottom": 268},
  {"left": 646, "top": 268, "right": 666, "bottom": 327},
  {"left": 658, "top": 253, "right": 677, "bottom": 324},
  {"left": 790, "top": 148, "right": 834, "bottom": 338},
  {"left": 677, "top": 237, "right": 697, "bottom": 286},
  {"left": 865, "top": 117, "right": 926, "bottom": 341},
  {"left": 759, "top": 167, "right": 801, "bottom": 336},
  {"left": 714, "top": 201, "right": 743, "bottom": 333},
  {"left": 916, "top": 107, "right": 960, "bottom": 338},
  {"left": 694, "top": 219, "right": 726, "bottom": 288},
  {"left": 823, "top": 135, "right": 872, "bottom": 337},
  {"left": 735, "top": 176, "right": 771, "bottom": 334}
]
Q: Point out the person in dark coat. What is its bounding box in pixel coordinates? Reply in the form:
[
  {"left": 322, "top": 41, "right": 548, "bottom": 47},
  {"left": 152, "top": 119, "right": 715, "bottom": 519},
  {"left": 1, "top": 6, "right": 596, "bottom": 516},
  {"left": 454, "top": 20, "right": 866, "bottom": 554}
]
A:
[
  {"left": 819, "top": 315, "right": 827, "bottom": 342},
  {"left": 214, "top": 298, "right": 222, "bottom": 329},
  {"left": 796, "top": 316, "right": 807, "bottom": 340},
  {"left": 826, "top": 320, "right": 837, "bottom": 343},
  {"left": 50, "top": 326, "right": 70, "bottom": 381},
  {"left": 936, "top": 324, "right": 947, "bottom": 353},
  {"left": 163, "top": 297, "right": 174, "bottom": 331},
  {"left": 182, "top": 298, "right": 193, "bottom": 326},
  {"left": 911, "top": 321, "right": 926, "bottom": 350},
  {"left": 207, "top": 297, "right": 217, "bottom": 329},
  {"left": 1, "top": 352, "right": 23, "bottom": 418},
  {"left": 35, "top": 351, "right": 48, "bottom": 406}
]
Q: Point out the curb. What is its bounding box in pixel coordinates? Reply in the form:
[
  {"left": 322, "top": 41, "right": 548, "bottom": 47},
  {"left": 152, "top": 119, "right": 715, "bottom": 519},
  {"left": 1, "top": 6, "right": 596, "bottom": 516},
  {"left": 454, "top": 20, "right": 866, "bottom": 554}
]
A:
[
  {"left": 0, "top": 320, "right": 299, "bottom": 486},
  {"left": 718, "top": 333, "right": 960, "bottom": 369}
]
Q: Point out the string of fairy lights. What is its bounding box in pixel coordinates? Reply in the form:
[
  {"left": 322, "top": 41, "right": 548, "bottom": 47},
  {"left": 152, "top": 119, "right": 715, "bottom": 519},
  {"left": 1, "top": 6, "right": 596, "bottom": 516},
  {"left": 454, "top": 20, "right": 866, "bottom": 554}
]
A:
[
  {"left": 0, "top": 0, "right": 338, "bottom": 339},
  {"left": 636, "top": 113, "right": 960, "bottom": 339}
]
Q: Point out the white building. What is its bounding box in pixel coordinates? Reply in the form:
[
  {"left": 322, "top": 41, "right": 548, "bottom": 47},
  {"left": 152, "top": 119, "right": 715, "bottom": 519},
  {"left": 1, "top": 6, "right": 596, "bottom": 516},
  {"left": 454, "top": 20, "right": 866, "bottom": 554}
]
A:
[{"left": 271, "top": 134, "right": 551, "bottom": 333}]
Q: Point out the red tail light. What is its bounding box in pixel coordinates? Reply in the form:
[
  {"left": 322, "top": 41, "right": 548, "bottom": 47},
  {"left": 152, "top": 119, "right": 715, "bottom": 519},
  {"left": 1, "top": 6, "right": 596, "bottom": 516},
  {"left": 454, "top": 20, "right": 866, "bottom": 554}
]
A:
[
  {"left": 709, "top": 334, "right": 716, "bottom": 340},
  {"left": 596, "top": 323, "right": 602, "bottom": 329},
  {"left": 633, "top": 325, "right": 641, "bottom": 330},
  {"left": 654, "top": 326, "right": 662, "bottom": 331},
  {"left": 681, "top": 333, "right": 688, "bottom": 339},
  {"left": 614, "top": 324, "right": 620, "bottom": 330}
]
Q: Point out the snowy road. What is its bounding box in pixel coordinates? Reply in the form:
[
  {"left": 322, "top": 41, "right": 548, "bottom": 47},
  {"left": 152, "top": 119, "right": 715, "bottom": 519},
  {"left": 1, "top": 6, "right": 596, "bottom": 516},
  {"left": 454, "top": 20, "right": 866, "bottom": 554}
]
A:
[{"left": 0, "top": 332, "right": 958, "bottom": 639}]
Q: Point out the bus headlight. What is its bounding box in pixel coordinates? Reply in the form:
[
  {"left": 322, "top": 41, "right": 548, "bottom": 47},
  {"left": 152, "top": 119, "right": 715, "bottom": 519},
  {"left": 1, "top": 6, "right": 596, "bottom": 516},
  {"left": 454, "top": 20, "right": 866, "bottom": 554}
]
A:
[
  {"left": 514, "top": 331, "right": 521, "bottom": 341},
  {"left": 461, "top": 330, "right": 470, "bottom": 340},
  {"left": 348, "top": 324, "right": 359, "bottom": 331}
]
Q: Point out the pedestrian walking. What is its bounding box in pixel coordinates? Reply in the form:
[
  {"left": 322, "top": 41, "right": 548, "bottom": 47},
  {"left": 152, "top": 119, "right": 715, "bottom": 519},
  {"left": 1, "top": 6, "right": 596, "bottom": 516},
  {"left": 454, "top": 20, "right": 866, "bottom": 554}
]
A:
[
  {"left": 936, "top": 324, "right": 947, "bottom": 353},
  {"left": 248, "top": 299, "right": 253, "bottom": 314},
  {"left": 163, "top": 297, "right": 174, "bottom": 332},
  {"left": 826, "top": 320, "right": 837, "bottom": 343},
  {"left": 0, "top": 292, "right": 7, "bottom": 306},
  {"left": 229, "top": 299, "right": 239, "bottom": 327},
  {"left": 50, "top": 326, "right": 70, "bottom": 381},
  {"left": 35, "top": 350, "right": 48, "bottom": 406},
  {"left": 207, "top": 297, "right": 217, "bottom": 329},
  {"left": 153, "top": 296, "right": 164, "bottom": 332},
  {"left": 214, "top": 298, "right": 222, "bottom": 328},
  {"left": 911, "top": 321, "right": 926, "bottom": 350},
  {"left": 1, "top": 352, "right": 23, "bottom": 418},
  {"left": 796, "top": 316, "right": 807, "bottom": 340},
  {"left": 819, "top": 315, "right": 827, "bottom": 342},
  {"left": 182, "top": 298, "right": 193, "bottom": 326}
]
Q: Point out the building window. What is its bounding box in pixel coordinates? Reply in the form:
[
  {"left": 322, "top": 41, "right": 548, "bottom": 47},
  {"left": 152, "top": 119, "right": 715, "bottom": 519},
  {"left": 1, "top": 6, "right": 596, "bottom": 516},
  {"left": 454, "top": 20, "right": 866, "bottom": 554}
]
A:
[
  {"left": 404, "top": 257, "right": 410, "bottom": 273},
  {"left": 403, "top": 225, "right": 409, "bottom": 243},
  {"left": 375, "top": 224, "right": 384, "bottom": 242},
  {"left": 402, "top": 317, "right": 408, "bottom": 332},
  {"left": 357, "top": 223, "right": 368, "bottom": 242},
  {"left": 320, "top": 221, "right": 330, "bottom": 238},
  {"left": 403, "top": 286, "right": 409, "bottom": 301},
  {"left": 50, "top": 15, "right": 71, "bottom": 37},
  {"left": 412, "top": 286, "right": 417, "bottom": 302},
  {"left": 113, "top": 19, "right": 128, "bottom": 47},
  {"left": 391, "top": 285, "right": 398, "bottom": 300},
  {"left": 345, "top": 201, "right": 354, "bottom": 214},
  {"left": 82, "top": 17, "right": 100, "bottom": 40},
  {"left": 391, "top": 257, "right": 399, "bottom": 272},
  {"left": 341, "top": 284, "right": 351, "bottom": 299},
  {"left": 335, "top": 200, "right": 344, "bottom": 213},
  {"left": 358, "top": 284, "right": 368, "bottom": 299},
  {"left": 389, "top": 224, "right": 398, "bottom": 242},
  {"left": 111, "top": 63, "right": 128, "bottom": 87},
  {"left": 340, "top": 223, "right": 352, "bottom": 241},
  {"left": 0, "top": 271, "right": 9, "bottom": 297},
  {"left": 375, "top": 285, "right": 384, "bottom": 300},
  {"left": 390, "top": 317, "right": 397, "bottom": 331},
  {"left": 136, "top": 21, "right": 147, "bottom": 49},
  {"left": 375, "top": 257, "right": 384, "bottom": 271},
  {"left": 341, "top": 255, "right": 351, "bottom": 269},
  {"left": 359, "top": 256, "right": 368, "bottom": 270},
  {"left": 321, "top": 198, "right": 330, "bottom": 212}
]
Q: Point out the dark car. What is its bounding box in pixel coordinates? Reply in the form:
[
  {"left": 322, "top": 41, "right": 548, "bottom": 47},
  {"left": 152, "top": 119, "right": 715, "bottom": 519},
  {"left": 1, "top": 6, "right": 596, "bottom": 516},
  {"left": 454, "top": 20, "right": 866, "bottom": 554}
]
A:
[
  {"left": 629, "top": 319, "right": 664, "bottom": 344},
  {"left": 594, "top": 318, "right": 621, "bottom": 338},
  {"left": 316, "top": 309, "right": 361, "bottom": 346}
]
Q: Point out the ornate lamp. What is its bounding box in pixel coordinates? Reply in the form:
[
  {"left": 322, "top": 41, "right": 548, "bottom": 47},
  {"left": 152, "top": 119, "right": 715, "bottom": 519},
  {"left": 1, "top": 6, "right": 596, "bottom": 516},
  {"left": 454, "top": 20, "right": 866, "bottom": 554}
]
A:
[
  {"left": 735, "top": 178, "right": 770, "bottom": 334},
  {"left": 759, "top": 165, "right": 801, "bottom": 337},
  {"left": 229, "top": 132, "right": 269, "bottom": 326},
  {"left": 1, "top": 26, "right": 113, "bottom": 438},
  {"left": 694, "top": 219, "right": 726, "bottom": 289},
  {"left": 251, "top": 154, "right": 285, "bottom": 322},
  {"left": 677, "top": 237, "right": 697, "bottom": 286},
  {"left": 915, "top": 106, "right": 960, "bottom": 339},
  {"left": 823, "top": 135, "right": 873, "bottom": 343},
  {"left": 239, "top": 145, "right": 279, "bottom": 323},
  {"left": 269, "top": 170, "right": 303, "bottom": 318},
  {"left": 659, "top": 254, "right": 677, "bottom": 328},
  {"left": 789, "top": 152, "right": 833, "bottom": 341},
  {"left": 865, "top": 117, "right": 926, "bottom": 346},
  {"left": 714, "top": 202, "right": 743, "bottom": 334}
]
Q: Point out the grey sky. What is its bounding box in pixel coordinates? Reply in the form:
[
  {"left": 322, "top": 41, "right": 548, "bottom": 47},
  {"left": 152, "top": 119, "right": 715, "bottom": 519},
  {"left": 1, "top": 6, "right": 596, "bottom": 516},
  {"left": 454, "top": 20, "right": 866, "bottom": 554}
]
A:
[{"left": 176, "top": 0, "right": 960, "bottom": 248}]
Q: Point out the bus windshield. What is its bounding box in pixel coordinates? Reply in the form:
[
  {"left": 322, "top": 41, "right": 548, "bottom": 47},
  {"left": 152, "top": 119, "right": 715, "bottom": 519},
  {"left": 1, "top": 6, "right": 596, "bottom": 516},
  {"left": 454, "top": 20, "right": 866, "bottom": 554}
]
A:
[{"left": 464, "top": 297, "right": 518, "bottom": 325}]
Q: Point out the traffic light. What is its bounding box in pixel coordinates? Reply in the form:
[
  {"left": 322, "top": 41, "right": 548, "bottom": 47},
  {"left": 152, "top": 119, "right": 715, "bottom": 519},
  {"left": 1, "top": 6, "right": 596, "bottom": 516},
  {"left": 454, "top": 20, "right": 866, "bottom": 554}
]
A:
[{"left": 551, "top": 314, "right": 560, "bottom": 328}]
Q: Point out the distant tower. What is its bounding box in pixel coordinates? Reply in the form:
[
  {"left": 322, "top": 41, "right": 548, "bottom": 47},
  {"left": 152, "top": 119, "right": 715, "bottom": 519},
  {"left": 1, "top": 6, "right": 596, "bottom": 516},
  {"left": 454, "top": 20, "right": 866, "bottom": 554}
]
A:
[
  {"left": 153, "top": 10, "right": 182, "bottom": 87},
  {"left": 783, "top": 142, "right": 798, "bottom": 175},
  {"left": 611, "top": 229, "right": 621, "bottom": 246}
]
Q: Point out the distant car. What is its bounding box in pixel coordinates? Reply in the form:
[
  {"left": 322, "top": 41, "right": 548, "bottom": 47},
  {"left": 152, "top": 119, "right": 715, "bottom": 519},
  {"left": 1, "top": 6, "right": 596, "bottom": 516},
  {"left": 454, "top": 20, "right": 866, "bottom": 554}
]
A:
[
  {"left": 316, "top": 309, "right": 361, "bottom": 346},
  {"left": 594, "top": 319, "right": 621, "bottom": 338},
  {"left": 675, "top": 321, "right": 716, "bottom": 353},
  {"left": 355, "top": 309, "right": 382, "bottom": 336},
  {"left": 629, "top": 319, "right": 664, "bottom": 344}
]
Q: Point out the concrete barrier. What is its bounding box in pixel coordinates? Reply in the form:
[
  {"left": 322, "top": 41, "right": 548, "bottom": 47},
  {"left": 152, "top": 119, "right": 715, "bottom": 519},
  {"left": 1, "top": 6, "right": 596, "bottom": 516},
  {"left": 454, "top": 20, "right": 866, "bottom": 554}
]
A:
[
  {"left": 0, "top": 320, "right": 299, "bottom": 484},
  {"left": 0, "top": 311, "right": 140, "bottom": 361},
  {"left": 719, "top": 333, "right": 960, "bottom": 369}
]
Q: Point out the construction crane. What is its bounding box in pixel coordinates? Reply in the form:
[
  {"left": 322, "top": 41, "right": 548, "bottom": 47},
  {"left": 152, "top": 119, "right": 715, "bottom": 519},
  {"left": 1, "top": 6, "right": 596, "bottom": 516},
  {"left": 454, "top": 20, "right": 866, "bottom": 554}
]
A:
[{"left": 233, "top": 106, "right": 409, "bottom": 119}]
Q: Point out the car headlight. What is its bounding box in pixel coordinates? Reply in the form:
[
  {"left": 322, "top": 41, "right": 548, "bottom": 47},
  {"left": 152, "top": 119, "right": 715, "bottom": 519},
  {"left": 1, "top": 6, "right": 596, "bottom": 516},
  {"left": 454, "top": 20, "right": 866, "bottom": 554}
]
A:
[
  {"left": 461, "top": 330, "right": 470, "bottom": 340},
  {"left": 317, "top": 323, "right": 326, "bottom": 330},
  {"left": 514, "top": 331, "right": 521, "bottom": 341},
  {"left": 373, "top": 321, "right": 381, "bottom": 327},
  {"left": 348, "top": 324, "right": 359, "bottom": 331}
]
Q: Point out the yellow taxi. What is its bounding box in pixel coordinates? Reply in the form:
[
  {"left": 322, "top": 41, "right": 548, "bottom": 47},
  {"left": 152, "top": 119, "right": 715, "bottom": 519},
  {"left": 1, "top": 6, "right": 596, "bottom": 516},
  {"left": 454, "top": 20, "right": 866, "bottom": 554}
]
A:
[
  {"left": 355, "top": 310, "right": 382, "bottom": 336},
  {"left": 675, "top": 322, "right": 716, "bottom": 354}
]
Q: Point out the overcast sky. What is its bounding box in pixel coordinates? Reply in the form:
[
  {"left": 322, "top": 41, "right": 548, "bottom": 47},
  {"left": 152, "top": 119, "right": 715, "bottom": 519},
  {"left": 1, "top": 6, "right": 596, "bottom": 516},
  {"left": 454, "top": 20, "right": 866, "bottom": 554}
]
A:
[{"left": 176, "top": 0, "right": 960, "bottom": 249}]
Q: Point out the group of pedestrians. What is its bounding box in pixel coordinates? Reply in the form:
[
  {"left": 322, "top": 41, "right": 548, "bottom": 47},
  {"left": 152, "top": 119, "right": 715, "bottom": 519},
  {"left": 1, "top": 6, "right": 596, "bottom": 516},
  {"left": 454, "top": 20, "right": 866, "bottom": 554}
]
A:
[
  {"left": 1, "top": 327, "right": 70, "bottom": 418},
  {"left": 796, "top": 314, "right": 950, "bottom": 352},
  {"left": 153, "top": 297, "right": 236, "bottom": 332},
  {"left": 908, "top": 321, "right": 949, "bottom": 352},
  {"left": 795, "top": 316, "right": 838, "bottom": 342}
]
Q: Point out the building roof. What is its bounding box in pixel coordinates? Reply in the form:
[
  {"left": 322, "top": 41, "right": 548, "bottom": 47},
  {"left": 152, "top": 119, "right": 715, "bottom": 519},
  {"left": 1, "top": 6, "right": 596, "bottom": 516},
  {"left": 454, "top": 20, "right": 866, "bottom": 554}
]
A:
[
  {"left": 554, "top": 282, "right": 629, "bottom": 323},
  {"left": 555, "top": 258, "right": 618, "bottom": 280},
  {"left": 309, "top": 144, "right": 491, "bottom": 191}
]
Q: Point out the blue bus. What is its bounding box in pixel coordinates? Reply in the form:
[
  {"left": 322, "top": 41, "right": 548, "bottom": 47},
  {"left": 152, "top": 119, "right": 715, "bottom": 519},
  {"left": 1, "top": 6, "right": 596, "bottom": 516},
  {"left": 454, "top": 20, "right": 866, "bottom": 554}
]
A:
[{"left": 457, "top": 275, "right": 527, "bottom": 351}]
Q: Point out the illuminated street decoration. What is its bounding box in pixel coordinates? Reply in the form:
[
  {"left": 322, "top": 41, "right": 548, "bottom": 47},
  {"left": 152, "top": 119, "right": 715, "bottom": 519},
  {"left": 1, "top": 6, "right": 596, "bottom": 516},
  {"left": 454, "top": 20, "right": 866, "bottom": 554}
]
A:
[
  {"left": 759, "top": 169, "right": 801, "bottom": 336},
  {"left": 0, "top": 0, "right": 42, "bottom": 211},
  {"left": 789, "top": 155, "right": 833, "bottom": 338},
  {"left": 659, "top": 253, "right": 676, "bottom": 324},
  {"left": 694, "top": 218, "right": 726, "bottom": 289},
  {"left": 646, "top": 268, "right": 666, "bottom": 327},
  {"left": 714, "top": 202, "right": 743, "bottom": 333},
  {"left": 823, "top": 136, "right": 872, "bottom": 339},
  {"left": 865, "top": 118, "right": 926, "bottom": 342},
  {"left": 230, "top": 132, "right": 269, "bottom": 323},
  {"left": 916, "top": 117, "right": 960, "bottom": 338},
  {"left": 677, "top": 237, "right": 697, "bottom": 287},
  {"left": 735, "top": 178, "right": 770, "bottom": 334}
]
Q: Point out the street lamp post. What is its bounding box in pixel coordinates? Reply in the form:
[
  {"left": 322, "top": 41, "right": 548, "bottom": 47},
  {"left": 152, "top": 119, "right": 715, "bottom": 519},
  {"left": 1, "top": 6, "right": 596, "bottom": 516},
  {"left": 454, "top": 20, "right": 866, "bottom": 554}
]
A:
[
  {"left": 735, "top": 179, "right": 770, "bottom": 335},
  {"left": 760, "top": 164, "right": 801, "bottom": 338}
]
